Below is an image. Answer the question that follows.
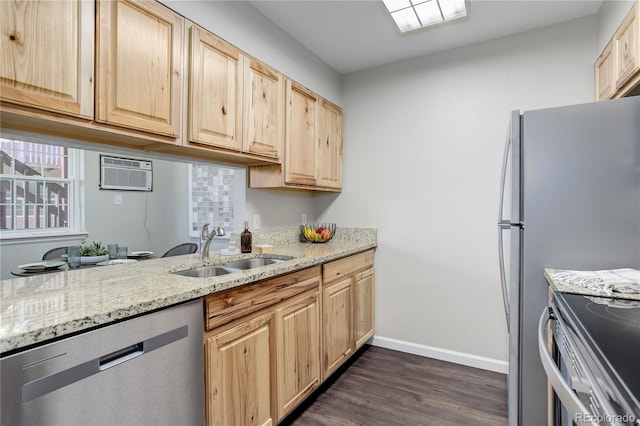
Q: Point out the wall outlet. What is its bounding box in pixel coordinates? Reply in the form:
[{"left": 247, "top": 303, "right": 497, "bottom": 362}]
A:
[
  {"left": 301, "top": 213, "right": 307, "bottom": 224},
  {"left": 114, "top": 194, "right": 123, "bottom": 205},
  {"left": 253, "top": 214, "right": 261, "bottom": 230}
]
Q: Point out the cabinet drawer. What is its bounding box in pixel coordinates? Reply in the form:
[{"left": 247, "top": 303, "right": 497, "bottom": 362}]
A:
[
  {"left": 323, "top": 249, "right": 374, "bottom": 285},
  {"left": 205, "top": 266, "right": 320, "bottom": 331}
]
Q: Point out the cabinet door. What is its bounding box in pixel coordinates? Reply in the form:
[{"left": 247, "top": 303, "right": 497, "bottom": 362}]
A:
[
  {"left": 96, "top": 0, "right": 183, "bottom": 137},
  {"left": 275, "top": 291, "right": 320, "bottom": 421},
  {"left": 0, "top": 0, "right": 93, "bottom": 118},
  {"left": 615, "top": 3, "right": 639, "bottom": 89},
  {"left": 205, "top": 313, "right": 274, "bottom": 426},
  {"left": 189, "top": 26, "right": 243, "bottom": 150},
  {"left": 595, "top": 41, "right": 616, "bottom": 101},
  {"left": 243, "top": 58, "right": 284, "bottom": 159},
  {"left": 285, "top": 80, "right": 318, "bottom": 186},
  {"left": 316, "top": 99, "right": 343, "bottom": 189},
  {"left": 353, "top": 268, "right": 375, "bottom": 349},
  {"left": 322, "top": 278, "right": 353, "bottom": 379}
]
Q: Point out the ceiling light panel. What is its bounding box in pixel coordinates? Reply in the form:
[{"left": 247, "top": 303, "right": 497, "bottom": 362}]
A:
[
  {"left": 383, "top": 0, "right": 468, "bottom": 33},
  {"left": 439, "top": 0, "right": 467, "bottom": 20},
  {"left": 390, "top": 7, "right": 422, "bottom": 32},
  {"left": 414, "top": 1, "right": 443, "bottom": 27},
  {"left": 383, "top": 0, "right": 412, "bottom": 12}
]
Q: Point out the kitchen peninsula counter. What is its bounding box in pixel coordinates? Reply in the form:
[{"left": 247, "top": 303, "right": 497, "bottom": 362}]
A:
[{"left": 1, "top": 228, "right": 377, "bottom": 354}]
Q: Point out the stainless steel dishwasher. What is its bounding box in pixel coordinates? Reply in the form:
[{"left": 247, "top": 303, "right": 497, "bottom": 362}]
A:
[{"left": 1, "top": 299, "right": 204, "bottom": 426}]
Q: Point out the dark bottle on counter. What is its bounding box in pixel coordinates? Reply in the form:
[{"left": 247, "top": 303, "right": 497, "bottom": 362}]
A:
[{"left": 241, "top": 221, "right": 252, "bottom": 253}]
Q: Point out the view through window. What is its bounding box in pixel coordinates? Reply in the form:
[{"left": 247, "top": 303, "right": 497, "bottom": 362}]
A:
[
  {"left": 189, "top": 163, "right": 245, "bottom": 239},
  {"left": 0, "top": 139, "right": 79, "bottom": 236}
]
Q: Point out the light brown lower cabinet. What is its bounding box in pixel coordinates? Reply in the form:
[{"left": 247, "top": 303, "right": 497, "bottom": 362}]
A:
[
  {"left": 205, "top": 312, "right": 275, "bottom": 426},
  {"left": 203, "top": 266, "right": 320, "bottom": 426},
  {"left": 321, "top": 266, "right": 374, "bottom": 378},
  {"left": 322, "top": 249, "right": 375, "bottom": 380},
  {"left": 354, "top": 267, "right": 375, "bottom": 349},
  {"left": 203, "top": 250, "right": 374, "bottom": 425},
  {"left": 275, "top": 290, "right": 320, "bottom": 421},
  {"left": 322, "top": 277, "right": 354, "bottom": 378}
]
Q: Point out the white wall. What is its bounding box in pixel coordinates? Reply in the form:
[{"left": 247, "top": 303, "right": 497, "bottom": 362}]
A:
[
  {"left": 83, "top": 151, "right": 191, "bottom": 256},
  {"left": 246, "top": 188, "right": 314, "bottom": 230},
  {"left": 316, "top": 16, "right": 598, "bottom": 366}
]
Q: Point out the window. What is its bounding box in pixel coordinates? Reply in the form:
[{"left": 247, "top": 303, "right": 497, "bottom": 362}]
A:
[
  {"left": 0, "top": 138, "right": 83, "bottom": 239},
  {"left": 188, "top": 163, "right": 245, "bottom": 238}
]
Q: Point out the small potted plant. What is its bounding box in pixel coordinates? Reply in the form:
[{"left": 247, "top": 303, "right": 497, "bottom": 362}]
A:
[{"left": 79, "top": 240, "right": 110, "bottom": 265}]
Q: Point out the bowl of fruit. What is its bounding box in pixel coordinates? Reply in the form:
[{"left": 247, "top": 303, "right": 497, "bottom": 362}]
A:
[{"left": 300, "top": 223, "right": 336, "bottom": 243}]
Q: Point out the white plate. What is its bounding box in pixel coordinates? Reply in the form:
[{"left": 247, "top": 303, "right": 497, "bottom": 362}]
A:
[
  {"left": 129, "top": 251, "right": 154, "bottom": 257},
  {"left": 96, "top": 259, "right": 138, "bottom": 266},
  {"left": 19, "top": 260, "right": 66, "bottom": 271}
]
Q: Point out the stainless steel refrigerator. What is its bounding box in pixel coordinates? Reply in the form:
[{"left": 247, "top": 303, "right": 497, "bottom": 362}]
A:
[{"left": 497, "top": 96, "right": 640, "bottom": 426}]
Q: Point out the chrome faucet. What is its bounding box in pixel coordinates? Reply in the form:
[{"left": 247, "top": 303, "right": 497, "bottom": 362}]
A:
[{"left": 201, "top": 223, "right": 226, "bottom": 259}]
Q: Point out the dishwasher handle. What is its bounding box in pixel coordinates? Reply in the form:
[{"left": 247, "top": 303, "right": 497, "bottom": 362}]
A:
[
  {"left": 22, "top": 324, "right": 188, "bottom": 403},
  {"left": 538, "top": 308, "right": 596, "bottom": 425},
  {"left": 99, "top": 342, "right": 144, "bottom": 370}
]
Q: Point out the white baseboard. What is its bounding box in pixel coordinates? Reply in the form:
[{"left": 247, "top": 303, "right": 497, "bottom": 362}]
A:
[{"left": 369, "top": 335, "right": 508, "bottom": 374}]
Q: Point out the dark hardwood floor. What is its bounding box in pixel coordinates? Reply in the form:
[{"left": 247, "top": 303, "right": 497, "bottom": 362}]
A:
[{"left": 281, "top": 345, "right": 508, "bottom": 426}]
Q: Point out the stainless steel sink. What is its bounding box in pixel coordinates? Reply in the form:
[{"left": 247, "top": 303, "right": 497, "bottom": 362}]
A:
[
  {"left": 171, "top": 266, "right": 232, "bottom": 278},
  {"left": 222, "top": 258, "right": 286, "bottom": 270},
  {"left": 172, "top": 256, "right": 289, "bottom": 278}
]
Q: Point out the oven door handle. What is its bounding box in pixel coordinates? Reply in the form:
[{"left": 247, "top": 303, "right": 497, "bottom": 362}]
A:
[{"left": 538, "top": 308, "right": 596, "bottom": 425}]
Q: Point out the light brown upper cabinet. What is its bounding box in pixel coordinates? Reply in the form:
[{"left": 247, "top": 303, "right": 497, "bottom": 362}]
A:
[
  {"left": 186, "top": 24, "right": 283, "bottom": 160},
  {"left": 595, "top": 0, "right": 640, "bottom": 100},
  {"left": 614, "top": 1, "right": 639, "bottom": 89},
  {"left": 285, "top": 81, "right": 319, "bottom": 186},
  {"left": 1, "top": 0, "right": 340, "bottom": 171},
  {"left": 249, "top": 79, "right": 343, "bottom": 192},
  {"left": 243, "top": 58, "right": 284, "bottom": 159},
  {"left": 188, "top": 26, "right": 243, "bottom": 151},
  {"left": 316, "top": 99, "right": 343, "bottom": 189},
  {"left": 595, "top": 41, "right": 615, "bottom": 101},
  {"left": 96, "top": 0, "right": 183, "bottom": 137},
  {"left": 0, "top": 0, "right": 94, "bottom": 118}
]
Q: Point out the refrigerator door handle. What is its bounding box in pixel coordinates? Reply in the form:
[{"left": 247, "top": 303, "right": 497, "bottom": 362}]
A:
[
  {"left": 497, "top": 120, "right": 511, "bottom": 226},
  {"left": 498, "top": 225, "right": 510, "bottom": 329},
  {"left": 497, "top": 118, "right": 513, "bottom": 329}
]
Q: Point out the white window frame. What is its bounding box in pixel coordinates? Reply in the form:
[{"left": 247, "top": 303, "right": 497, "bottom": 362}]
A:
[
  {"left": 0, "top": 133, "right": 86, "bottom": 243},
  {"left": 187, "top": 163, "right": 246, "bottom": 241}
]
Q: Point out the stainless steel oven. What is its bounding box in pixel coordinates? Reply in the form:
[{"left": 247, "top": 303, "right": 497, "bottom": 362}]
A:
[{"left": 539, "top": 292, "right": 640, "bottom": 426}]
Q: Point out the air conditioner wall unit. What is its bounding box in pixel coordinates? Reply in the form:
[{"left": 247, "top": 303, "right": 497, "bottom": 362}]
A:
[{"left": 100, "top": 155, "right": 152, "bottom": 191}]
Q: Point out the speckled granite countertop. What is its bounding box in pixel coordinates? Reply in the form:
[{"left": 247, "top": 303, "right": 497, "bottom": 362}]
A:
[
  {"left": 0, "top": 228, "right": 376, "bottom": 355},
  {"left": 545, "top": 267, "right": 640, "bottom": 300}
]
